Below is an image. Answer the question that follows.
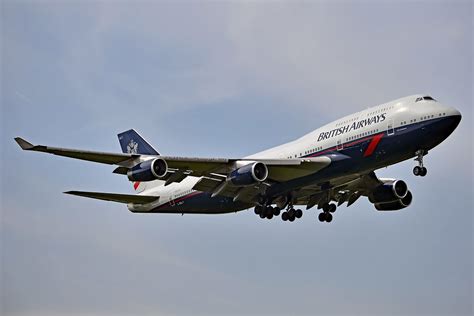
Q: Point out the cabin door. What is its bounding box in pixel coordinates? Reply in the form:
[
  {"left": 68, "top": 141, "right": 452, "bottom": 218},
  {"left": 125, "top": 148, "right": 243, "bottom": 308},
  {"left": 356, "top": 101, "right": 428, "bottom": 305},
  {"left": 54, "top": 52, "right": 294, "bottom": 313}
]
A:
[{"left": 387, "top": 119, "right": 394, "bottom": 136}]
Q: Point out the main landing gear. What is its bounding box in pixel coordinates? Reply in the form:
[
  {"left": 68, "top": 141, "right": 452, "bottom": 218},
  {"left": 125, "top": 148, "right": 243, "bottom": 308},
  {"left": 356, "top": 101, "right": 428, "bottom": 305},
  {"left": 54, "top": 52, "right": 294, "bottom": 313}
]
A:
[
  {"left": 281, "top": 206, "right": 303, "bottom": 222},
  {"left": 318, "top": 203, "right": 337, "bottom": 223},
  {"left": 254, "top": 205, "right": 280, "bottom": 220},
  {"left": 254, "top": 204, "right": 303, "bottom": 222},
  {"left": 413, "top": 150, "right": 428, "bottom": 177}
]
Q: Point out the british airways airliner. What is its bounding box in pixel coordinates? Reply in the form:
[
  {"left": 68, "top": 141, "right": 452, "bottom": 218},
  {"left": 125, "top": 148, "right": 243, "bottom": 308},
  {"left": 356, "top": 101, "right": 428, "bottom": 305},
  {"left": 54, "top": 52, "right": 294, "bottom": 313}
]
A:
[{"left": 15, "top": 94, "right": 461, "bottom": 223}]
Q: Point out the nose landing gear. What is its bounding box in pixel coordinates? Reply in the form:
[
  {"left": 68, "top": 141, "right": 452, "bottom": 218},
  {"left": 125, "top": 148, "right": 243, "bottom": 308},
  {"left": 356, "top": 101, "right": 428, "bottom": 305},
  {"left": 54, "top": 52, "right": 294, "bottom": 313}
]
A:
[{"left": 413, "top": 150, "right": 428, "bottom": 177}]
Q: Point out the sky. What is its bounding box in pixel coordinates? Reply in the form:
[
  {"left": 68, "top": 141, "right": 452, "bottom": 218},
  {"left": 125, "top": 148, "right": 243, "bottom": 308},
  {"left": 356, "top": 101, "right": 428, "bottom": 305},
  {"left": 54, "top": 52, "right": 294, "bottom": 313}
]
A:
[{"left": 1, "top": 1, "right": 472, "bottom": 316}]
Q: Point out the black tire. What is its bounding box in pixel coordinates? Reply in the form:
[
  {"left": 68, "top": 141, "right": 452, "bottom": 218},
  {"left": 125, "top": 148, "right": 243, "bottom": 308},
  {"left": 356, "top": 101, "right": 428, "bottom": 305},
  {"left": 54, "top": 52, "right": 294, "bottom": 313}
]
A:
[
  {"left": 322, "top": 203, "right": 330, "bottom": 212},
  {"left": 264, "top": 207, "right": 270, "bottom": 216},
  {"left": 266, "top": 213, "right": 273, "bottom": 220},
  {"left": 273, "top": 207, "right": 281, "bottom": 216},
  {"left": 282, "top": 212, "right": 289, "bottom": 221},
  {"left": 259, "top": 213, "right": 266, "bottom": 219},
  {"left": 329, "top": 204, "right": 337, "bottom": 213},
  {"left": 289, "top": 215, "right": 295, "bottom": 222},
  {"left": 420, "top": 167, "right": 427, "bottom": 177},
  {"left": 325, "top": 212, "right": 333, "bottom": 223},
  {"left": 295, "top": 209, "right": 303, "bottom": 218},
  {"left": 318, "top": 212, "right": 325, "bottom": 222},
  {"left": 413, "top": 166, "right": 421, "bottom": 176},
  {"left": 288, "top": 208, "right": 295, "bottom": 218},
  {"left": 254, "top": 205, "right": 262, "bottom": 215}
]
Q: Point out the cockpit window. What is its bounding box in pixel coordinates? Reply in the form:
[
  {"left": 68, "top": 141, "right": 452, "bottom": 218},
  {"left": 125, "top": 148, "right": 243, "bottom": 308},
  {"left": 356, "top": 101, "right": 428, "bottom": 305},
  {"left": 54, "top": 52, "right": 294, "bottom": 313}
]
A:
[{"left": 415, "top": 96, "right": 437, "bottom": 102}]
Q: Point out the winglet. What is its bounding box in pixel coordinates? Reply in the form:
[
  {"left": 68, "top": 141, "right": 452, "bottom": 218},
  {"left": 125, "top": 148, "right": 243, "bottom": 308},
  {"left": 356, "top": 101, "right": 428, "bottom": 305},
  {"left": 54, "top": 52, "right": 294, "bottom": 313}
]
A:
[{"left": 14, "top": 137, "right": 35, "bottom": 150}]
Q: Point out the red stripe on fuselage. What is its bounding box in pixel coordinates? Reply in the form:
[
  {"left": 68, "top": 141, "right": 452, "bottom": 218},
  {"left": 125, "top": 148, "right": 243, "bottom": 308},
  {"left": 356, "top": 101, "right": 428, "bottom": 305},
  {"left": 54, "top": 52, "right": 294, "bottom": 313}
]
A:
[
  {"left": 133, "top": 182, "right": 140, "bottom": 190},
  {"left": 363, "top": 133, "right": 384, "bottom": 157},
  {"left": 305, "top": 133, "right": 383, "bottom": 158}
]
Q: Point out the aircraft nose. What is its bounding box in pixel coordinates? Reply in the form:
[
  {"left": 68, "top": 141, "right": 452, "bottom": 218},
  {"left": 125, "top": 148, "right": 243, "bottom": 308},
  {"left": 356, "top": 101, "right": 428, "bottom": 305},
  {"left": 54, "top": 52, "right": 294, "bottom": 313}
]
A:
[
  {"left": 453, "top": 109, "right": 462, "bottom": 119},
  {"left": 450, "top": 108, "right": 462, "bottom": 123},
  {"left": 444, "top": 108, "right": 462, "bottom": 134}
]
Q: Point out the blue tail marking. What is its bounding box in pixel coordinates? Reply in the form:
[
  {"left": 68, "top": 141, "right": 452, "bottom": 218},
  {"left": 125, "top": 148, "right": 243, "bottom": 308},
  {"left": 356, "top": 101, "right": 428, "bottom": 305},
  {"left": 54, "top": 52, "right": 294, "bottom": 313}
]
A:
[{"left": 117, "top": 129, "right": 159, "bottom": 155}]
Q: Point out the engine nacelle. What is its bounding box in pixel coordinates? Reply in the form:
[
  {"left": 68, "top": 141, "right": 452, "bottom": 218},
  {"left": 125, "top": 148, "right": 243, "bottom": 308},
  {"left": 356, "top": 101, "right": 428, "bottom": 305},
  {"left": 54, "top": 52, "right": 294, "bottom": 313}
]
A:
[
  {"left": 229, "top": 162, "right": 268, "bottom": 186},
  {"left": 375, "top": 191, "right": 413, "bottom": 211},
  {"left": 369, "top": 180, "right": 408, "bottom": 204},
  {"left": 127, "top": 158, "right": 168, "bottom": 182}
]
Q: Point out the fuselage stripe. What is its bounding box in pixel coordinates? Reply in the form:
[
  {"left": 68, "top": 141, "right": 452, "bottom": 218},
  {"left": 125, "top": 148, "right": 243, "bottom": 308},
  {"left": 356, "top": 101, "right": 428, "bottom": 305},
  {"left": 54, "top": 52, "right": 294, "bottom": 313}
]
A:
[
  {"left": 303, "top": 133, "right": 385, "bottom": 158},
  {"left": 363, "top": 133, "right": 384, "bottom": 157}
]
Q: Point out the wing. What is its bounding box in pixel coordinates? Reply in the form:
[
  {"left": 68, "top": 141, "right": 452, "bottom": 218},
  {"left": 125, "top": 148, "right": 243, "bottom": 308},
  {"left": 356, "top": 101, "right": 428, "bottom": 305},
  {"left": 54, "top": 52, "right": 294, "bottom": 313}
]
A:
[
  {"left": 15, "top": 137, "right": 331, "bottom": 179},
  {"left": 15, "top": 137, "right": 332, "bottom": 203},
  {"left": 15, "top": 137, "right": 329, "bottom": 172},
  {"left": 64, "top": 191, "right": 158, "bottom": 204},
  {"left": 15, "top": 137, "right": 141, "bottom": 166}
]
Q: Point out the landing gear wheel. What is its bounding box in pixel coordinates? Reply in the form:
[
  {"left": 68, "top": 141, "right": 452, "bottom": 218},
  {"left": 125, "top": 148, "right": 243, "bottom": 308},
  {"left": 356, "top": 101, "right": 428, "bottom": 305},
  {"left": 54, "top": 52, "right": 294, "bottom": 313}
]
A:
[
  {"left": 273, "top": 207, "right": 281, "bottom": 216},
  {"left": 295, "top": 209, "right": 303, "bottom": 218},
  {"left": 282, "top": 212, "right": 289, "bottom": 221},
  {"left": 254, "top": 205, "right": 263, "bottom": 215},
  {"left": 413, "top": 166, "right": 422, "bottom": 176},
  {"left": 325, "top": 212, "right": 333, "bottom": 223},
  {"left": 264, "top": 206, "right": 272, "bottom": 215},
  {"left": 259, "top": 213, "right": 266, "bottom": 219},
  {"left": 420, "top": 167, "right": 427, "bottom": 177},
  {"left": 318, "top": 212, "right": 325, "bottom": 222},
  {"left": 288, "top": 214, "right": 295, "bottom": 222},
  {"left": 266, "top": 213, "right": 273, "bottom": 220},
  {"left": 329, "top": 204, "right": 337, "bottom": 213},
  {"left": 413, "top": 150, "right": 428, "bottom": 177},
  {"left": 322, "top": 203, "right": 330, "bottom": 213}
]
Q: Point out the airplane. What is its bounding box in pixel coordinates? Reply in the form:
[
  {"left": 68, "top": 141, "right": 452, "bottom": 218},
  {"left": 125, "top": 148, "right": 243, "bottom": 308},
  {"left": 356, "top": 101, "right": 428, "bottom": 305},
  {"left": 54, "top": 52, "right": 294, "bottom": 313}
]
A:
[{"left": 15, "top": 94, "right": 461, "bottom": 223}]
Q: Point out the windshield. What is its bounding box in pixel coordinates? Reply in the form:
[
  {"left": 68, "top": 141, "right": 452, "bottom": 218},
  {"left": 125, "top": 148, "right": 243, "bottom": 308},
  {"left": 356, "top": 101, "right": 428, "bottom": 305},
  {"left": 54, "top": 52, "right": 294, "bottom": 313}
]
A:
[{"left": 415, "top": 96, "right": 437, "bottom": 102}]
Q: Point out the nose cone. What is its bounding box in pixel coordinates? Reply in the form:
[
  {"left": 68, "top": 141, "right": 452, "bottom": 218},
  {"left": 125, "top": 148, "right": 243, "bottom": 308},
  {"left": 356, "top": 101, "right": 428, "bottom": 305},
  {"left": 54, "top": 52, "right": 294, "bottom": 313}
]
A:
[
  {"left": 450, "top": 108, "right": 462, "bottom": 127},
  {"left": 455, "top": 109, "right": 462, "bottom": 119},
  {"left": 443, "top": 108, "right": 462, "bottom": 137}
]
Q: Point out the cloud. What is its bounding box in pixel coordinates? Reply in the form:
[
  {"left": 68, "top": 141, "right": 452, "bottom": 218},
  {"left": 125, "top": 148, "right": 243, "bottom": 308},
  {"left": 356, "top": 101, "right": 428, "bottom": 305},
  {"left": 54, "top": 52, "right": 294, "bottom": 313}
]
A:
[{"left": 2, "top": 2, "right": 472, "bottom": 316}]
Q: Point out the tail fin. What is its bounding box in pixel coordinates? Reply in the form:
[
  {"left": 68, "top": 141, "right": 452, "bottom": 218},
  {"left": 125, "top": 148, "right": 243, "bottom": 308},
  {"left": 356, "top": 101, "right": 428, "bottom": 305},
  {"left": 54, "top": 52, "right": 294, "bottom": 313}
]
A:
[
  {"left": 117, "top": 129, "right": 161, "bottom": 193},
  {"left": 117, "top": 129, "right": 159, "bottom": 155}
]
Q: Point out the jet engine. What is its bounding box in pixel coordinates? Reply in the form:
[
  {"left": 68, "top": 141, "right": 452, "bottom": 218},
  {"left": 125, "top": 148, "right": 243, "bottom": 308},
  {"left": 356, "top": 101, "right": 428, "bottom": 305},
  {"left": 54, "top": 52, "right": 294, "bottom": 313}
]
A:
[
  {"left": 369, "top": 180, "right": 408, "bottom": 204},
  {"left": 375, "top": 191, "right": 413, "bottom": 211},
  {"left": 127, "top": 158, "right": 168, "bottom": 182},
  {"left": 229, "top": 162, "right": 268, "bottom": 186}
]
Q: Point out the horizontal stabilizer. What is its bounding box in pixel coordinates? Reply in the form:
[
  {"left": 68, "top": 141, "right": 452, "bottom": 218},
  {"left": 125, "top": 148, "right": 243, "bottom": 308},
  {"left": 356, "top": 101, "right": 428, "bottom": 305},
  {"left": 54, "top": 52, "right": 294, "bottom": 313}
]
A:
[{"left": 64, "top": 191, "right": 158, "bottom": 204}]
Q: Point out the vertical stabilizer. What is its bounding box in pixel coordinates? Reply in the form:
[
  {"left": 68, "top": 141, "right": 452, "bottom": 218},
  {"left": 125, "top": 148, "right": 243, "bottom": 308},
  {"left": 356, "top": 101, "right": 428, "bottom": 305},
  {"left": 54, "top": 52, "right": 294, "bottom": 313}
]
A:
[
  {"left": 117, "top": 129, "right": 159, "bottom": 155},
  {"left": 117, "top": 129, "right": 162, "bottom": 192}
]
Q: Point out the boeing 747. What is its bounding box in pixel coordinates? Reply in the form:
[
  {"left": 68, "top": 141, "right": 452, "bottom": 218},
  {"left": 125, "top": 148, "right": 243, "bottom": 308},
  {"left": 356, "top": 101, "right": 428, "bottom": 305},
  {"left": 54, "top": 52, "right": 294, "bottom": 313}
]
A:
[{"left": 15, "top": 94, "right": 461, "bottom": 223}]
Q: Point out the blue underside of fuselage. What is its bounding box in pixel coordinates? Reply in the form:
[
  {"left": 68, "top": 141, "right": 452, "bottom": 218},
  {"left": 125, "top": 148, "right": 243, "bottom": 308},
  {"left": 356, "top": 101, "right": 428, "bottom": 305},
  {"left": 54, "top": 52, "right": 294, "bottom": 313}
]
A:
[{"left": 140, "top": 115, "right": 460, "bottom": 214}]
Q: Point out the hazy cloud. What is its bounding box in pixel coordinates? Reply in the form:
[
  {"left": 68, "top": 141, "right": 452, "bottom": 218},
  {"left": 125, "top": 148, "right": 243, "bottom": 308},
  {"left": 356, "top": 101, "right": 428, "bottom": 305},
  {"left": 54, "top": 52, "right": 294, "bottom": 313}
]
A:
[{"left": 1, "top": 1, "right": 472, "bottom": 316}]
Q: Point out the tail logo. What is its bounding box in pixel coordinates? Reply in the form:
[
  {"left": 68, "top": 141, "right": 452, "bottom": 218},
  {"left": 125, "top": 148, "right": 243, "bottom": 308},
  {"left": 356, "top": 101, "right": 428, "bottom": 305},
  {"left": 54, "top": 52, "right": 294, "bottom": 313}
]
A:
[{"left": 127, "top": 140, "right": 138, "bottom": 154}]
